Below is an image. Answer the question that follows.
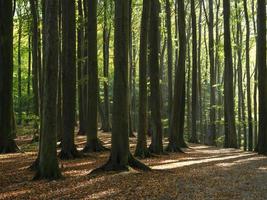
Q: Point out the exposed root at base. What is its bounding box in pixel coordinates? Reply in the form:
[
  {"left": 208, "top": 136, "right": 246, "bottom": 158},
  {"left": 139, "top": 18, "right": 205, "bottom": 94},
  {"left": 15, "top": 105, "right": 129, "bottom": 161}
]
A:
[
  {"left": 58, "top": 147, "right": 83, "bottom": 160},
  {"left": 82, "top": 139, "right": 109, "bottom": 153}
]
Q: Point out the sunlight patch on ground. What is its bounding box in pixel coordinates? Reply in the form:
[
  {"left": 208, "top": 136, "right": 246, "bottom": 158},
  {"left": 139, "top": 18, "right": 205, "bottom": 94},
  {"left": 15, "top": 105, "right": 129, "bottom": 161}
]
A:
[
  {"left": 215, "top": 156, "right": 264, "bottom": 168},
  {"left": 89, "top": 188, "right": 119, "bottom": 199},
  {"left": 0, "top": 189, "right": 31, "bottom": 199},
  {"left": 152, "top": 153, "right": 254, "bottom": 170}
]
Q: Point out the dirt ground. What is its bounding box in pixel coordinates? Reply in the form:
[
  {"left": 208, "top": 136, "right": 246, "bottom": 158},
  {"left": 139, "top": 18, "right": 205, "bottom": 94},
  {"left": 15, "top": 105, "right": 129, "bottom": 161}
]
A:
[{"left": 1, "top": 132, "right": 267, "bottom": 200}]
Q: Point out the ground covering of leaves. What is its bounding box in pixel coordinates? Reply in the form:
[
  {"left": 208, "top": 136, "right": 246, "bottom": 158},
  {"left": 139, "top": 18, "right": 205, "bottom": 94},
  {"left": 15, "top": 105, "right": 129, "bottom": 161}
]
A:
[{"left": 1, "top": 130, "right": 267, "bottom": 200}]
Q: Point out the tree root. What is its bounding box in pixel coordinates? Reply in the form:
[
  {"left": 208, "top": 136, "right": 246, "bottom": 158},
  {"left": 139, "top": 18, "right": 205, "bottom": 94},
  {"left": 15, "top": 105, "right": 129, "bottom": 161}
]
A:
[
  {"left": 89, "top": 153, "right": 151, "bottom": 176},
  {"left": 28, "top": 157, "right": 39, "bottom": 171},
  {"left": 134, "top": 148, "right": 155, "bottom": 159},
  {"left": 0, "top": 140, "right": 21, "bottom": 154},
  {"left": 165, "top": 143, "right": 184, "bottom": 153},
  {"left": 82, "top": 139, "right": 109, "bottom": 153},
  {"left": 59, "top": 147, "right": 83, "bottom": 160},
  {"left": 33, "top": 167, "right": 62, "bottom": 181}
]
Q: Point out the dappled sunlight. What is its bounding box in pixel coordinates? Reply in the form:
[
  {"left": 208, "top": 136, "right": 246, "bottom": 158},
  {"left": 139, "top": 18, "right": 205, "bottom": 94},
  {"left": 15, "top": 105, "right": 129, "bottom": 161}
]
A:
[
  {"left": 152, "top": 153, "right": 255, "bottom": 170},
  {"left": 0, "top": 189, "right": 31, "bottom": 199}
]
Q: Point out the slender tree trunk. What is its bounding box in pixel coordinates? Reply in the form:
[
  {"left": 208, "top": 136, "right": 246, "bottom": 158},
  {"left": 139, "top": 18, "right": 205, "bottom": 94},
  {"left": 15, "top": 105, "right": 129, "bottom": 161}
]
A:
[
  {"left": 243, "top": 0, "right": 253, "bottom": 151},
  {"left": 166, "top": 0, "right": 187, "bottom": 152},
  {"left": 165, "top": 0, "right": 173, "bottom": 137},
  {"left": 102, "top": 0, "right": 111, "bottom": 132},
  {"left": 83, "top": 0, "right": 107, "bottom": 152},
  {"left": 189, "top": 0, "right": 198, "bottom": 143},
  {"left": 59, "top": 0, "right": 80, "bottom": 159},
  {"left": 135, "top": 0, "right": 151, "bottom": 158}
]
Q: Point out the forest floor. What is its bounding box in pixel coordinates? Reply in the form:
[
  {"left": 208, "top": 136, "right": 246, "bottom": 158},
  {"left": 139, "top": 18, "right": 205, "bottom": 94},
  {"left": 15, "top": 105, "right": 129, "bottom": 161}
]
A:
[{"left": 1, "top": 128, "right": 267, "bottom": 200}]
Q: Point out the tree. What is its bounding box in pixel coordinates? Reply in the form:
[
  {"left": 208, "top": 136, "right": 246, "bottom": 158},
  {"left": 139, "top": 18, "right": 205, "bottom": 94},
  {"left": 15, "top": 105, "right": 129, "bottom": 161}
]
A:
[
  {"left": 91, "top": 0, "right": 150, "bottom": 172},
  {"left": 166, "top": 0, "right": 186, "bottom": 152},
  {"left": 59, "top": 0, "right": 80, "bottom": 159},
  {"left": 0, "top": 0, "right": 20, "bottom": 154},
  {"left": 135, "top": 0, "right": 151, "bottom": 158},
  {"left": 34, "top": 0, "right": 61, "bottom": 180},
  {"left": 208, "top": 0, "right": 216, "bottom": 146},
  {"left": 243, "top": 0, "right": 253, "bottom": 151},
  {"left": 102, "top": 0, "right": 112, "bottom": 132},
  {"left": 165, "top": 0, "right": 173, "bottom": 137},
  {"left": 83, "top": 0, "right": 107, "bottom": 152},
  {"left": 223, "top": 0, "right": 237, "bottom": 148},
  {"left": 29, "top": 0, "right": 40, "bottom": 117},
  {"left": 189, "top": 0, "right": 198, "bottom": 143},
  {"left": 148, "top": 0, "right": 164, "bottom": 154},
  {"left": 257, "top": 0, "right": 267, "bottom": 155}
]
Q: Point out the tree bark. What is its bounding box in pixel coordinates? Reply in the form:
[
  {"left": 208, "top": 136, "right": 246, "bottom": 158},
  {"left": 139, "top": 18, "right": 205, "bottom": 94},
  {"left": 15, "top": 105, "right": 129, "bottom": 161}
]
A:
[
  {"left": 223, "top": 0, "right": 237, "bottom": 148},
  {"left": 34, "top": 0, "right": 61, "bottom": 180},
  {"left": 148, "top": 0, "right": 164, "bottom": 154},
  {"left": 0, "top": 0, "right": 20, "bottom": 154},
  {"left": 257, "top": 0, "right": 267, "bottom": 155}
]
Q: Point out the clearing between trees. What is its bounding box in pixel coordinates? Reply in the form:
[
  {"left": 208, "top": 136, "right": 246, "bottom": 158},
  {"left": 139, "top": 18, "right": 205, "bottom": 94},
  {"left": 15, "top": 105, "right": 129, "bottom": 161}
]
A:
[{"left": 1, "top": 132, "right": 267, "bottom": 200}]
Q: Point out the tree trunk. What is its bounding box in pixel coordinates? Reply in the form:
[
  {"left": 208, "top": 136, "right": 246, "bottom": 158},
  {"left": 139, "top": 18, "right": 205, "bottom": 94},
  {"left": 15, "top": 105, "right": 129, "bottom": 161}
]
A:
[
  {"left": 257, "top": 0, "right": 267, "bottom": 155},
  {"left": 189, "top": 0, "right": 198, "bottom": 143},
  {"left": 83, "top": 0, "right": 107, "bottom": 152},
  {"left": 135, "top": 0, "right": 151, "bottom": 158},
  {"left": 243, "top": 0, "right": 253, "bottom": 151},
  {"left": 148, "top": 0, "right": 164, "bottom": 154},
  {"left": 102, "top": 0, "right": 111, "bottom": 132},
  {"left": 0, "top": 0, "right": 20, "bottom": 154},
  {"left": 223, "top": 0, "right": 237, "bottom": 148},
  {"left": 34, "top": 0, "right": 61, "bottom": 180},
  {"left": 166, "top": 0, "right": 187, "bottom": 152},
  {"left": 59, "top": 0, "right": 80, "bottom": 159},
  {"left": 92, "top": 0, "right": 150, "bottom": 172}
]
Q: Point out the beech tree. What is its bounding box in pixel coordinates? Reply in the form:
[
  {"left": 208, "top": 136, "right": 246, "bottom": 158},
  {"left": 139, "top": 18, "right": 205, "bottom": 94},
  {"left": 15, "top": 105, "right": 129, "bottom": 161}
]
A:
[{"left": 0, "top": 0, "right": 19, "bottom": 154}]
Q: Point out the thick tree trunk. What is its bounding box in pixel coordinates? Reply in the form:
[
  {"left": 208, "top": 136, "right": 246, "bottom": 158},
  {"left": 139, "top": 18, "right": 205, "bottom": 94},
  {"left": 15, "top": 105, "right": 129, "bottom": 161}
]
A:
[
  {"left": 257, "top": 0, "right": 267, "bottom": 155},
  {"left": 92, "top": 0, "right": 150, "bottom": 172},
  {"left": 34, "top": 0, "right": 61, "bottom": 180},
  {"left": 0, "top": 0, "right": 20, "bottom": 154},
  {"left": 223, "top": 0, "right": 237, "bottom": 148},
  {"left": 148, "top": 0, "right": 164, "bottom": 154}
]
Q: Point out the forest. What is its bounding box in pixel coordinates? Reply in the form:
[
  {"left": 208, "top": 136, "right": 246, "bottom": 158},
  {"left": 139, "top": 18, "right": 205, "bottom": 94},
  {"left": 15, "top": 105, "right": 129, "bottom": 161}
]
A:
[{"left": 0, "top": 0, "right": 266, "bottom": 199}]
